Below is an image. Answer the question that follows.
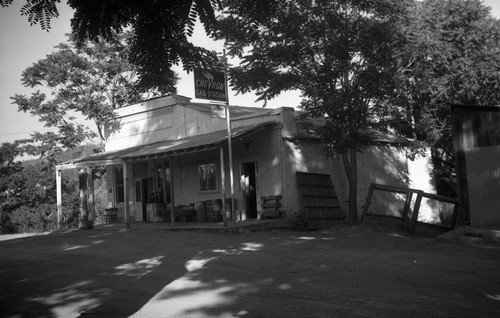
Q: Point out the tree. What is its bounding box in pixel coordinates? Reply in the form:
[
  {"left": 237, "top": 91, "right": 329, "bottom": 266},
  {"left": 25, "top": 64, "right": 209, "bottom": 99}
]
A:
[
  {"left": 11, "top": 32, "right": 161, "bottom": 163},
  {"left": 0, "top": 142, "right": 23, "bottom": 233},
  {"left": 1, "top": 0, "right": 222, "bottom": 90},
  {"left": 0, "top": 142, "right": 87, "bottom": 234},
  {"left": 393, "top": 0, "right": 500, "bottom": 184},
  {"left": 217, "top": 0, "right": 410, "bottom": 223}
]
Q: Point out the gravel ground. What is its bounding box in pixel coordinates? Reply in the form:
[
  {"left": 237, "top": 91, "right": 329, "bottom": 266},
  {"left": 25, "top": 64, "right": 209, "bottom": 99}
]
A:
[{"left": 1, "top": 223, "right": 499, "bottom": 318}]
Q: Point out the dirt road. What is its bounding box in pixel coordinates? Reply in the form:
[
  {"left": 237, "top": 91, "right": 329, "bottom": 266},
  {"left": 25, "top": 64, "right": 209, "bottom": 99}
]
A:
[{"left": 1, "top": 224, "right": 499, "bottom": 317}]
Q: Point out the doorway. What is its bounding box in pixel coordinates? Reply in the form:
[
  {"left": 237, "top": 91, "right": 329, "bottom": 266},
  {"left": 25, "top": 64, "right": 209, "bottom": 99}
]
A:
[
  {"left": 141, "top": 178, "right": 148, "bottom": 221},
  {"left": 240, "top": 162, "right": 257, "bottom": 219},
  {"left": 135, "top": 178, "right": 149, "bottom": 221}
]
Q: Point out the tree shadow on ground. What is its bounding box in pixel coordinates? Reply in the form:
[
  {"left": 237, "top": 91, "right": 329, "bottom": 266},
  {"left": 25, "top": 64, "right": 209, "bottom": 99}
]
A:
[
  {"left": 0, "top": 227, "right": 194, "bottom": 317},
  {"left": 2, "top": 226, "right": 500, "bottom": 318}
]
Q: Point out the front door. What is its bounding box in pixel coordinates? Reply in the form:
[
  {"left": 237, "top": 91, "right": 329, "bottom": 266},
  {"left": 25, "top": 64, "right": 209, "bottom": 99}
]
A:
[
  {"left": 141, "top": 178, "right": 148, "bottom": 221},
  {"left": 240, "top": 162, "right": 257, "bottom": 219}
]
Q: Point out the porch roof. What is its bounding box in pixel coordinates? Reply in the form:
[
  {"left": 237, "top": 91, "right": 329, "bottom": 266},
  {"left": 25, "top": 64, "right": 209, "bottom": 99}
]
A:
[{"left": 72, "top": 122, "right": 276, "bottom": 166}]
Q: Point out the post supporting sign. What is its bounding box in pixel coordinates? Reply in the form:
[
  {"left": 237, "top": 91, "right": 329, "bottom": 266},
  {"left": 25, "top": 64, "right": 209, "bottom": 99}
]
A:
[
  {"left": 194, "top": 66, "right": 236, "bottom": 230},
  {"left": 194, "top": 69, "right": 227, "bottom": 102}
]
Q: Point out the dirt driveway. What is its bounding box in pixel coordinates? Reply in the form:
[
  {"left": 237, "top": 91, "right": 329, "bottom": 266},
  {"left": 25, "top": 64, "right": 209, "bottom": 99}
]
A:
[{"left": 1, "top": 224, "right": 499, "bottom": 318}]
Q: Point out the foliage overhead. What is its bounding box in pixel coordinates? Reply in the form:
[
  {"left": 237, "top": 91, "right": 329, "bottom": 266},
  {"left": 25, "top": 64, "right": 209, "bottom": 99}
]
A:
[
  {"left": 218, "top": 0, "right": 409, "bottom": 152},
  {"left": 10, "top": 32, "right": 161, "bottom": 163},
  {"left": 217, "top": 0, "right": 411, "bottom": 223},
  {"left": 392, "top": 0, "right": 500, "bottom": 169},
  {"left": 0, "top": 142, "right": 23, "bottom": 214},
  {"left": 1, "top": 0, "right": 223, "bottom": 90},
  {"left": 0, "top": 0, "right": 60, "bottom": 30}
]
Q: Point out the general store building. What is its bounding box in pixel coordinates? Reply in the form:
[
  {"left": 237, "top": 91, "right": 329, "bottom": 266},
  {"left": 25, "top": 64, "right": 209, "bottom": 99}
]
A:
[{"left": 57, "top": 94, "right": 420, "bottom": 228}]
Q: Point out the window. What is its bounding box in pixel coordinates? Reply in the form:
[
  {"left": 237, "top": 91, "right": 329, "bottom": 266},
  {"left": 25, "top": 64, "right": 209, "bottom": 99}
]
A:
[
  {"left": 115, "top": 167, "right": 124, "bottom": 203},
  {"left": 198, "top": 163, "right": 217, "bottom": 192}
]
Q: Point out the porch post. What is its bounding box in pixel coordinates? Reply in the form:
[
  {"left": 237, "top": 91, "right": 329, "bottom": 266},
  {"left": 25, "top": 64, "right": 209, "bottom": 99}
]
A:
[
  {"left": 56, "top": 168, "right": 62, "bottom": 230},
  {"left": 278, "top": 120, "right": 286, "bottom": 216},
  {"left": 224, "top": 66, "right": 236, "bottom": 231},
  {"left": 78, "top": 168, "right": 88, "bottom": 229},
  {"left": 220, "top": 147, "right": 227, "bottom": 227},
  {"left": 86, "top": 166, "right": 95, "bottom": 226},
  {"left": 123, "top": 161, "right": 130, "bottom": 228},
  {"left": 169, "top": 157, "right": 174, "bottom": 228}
]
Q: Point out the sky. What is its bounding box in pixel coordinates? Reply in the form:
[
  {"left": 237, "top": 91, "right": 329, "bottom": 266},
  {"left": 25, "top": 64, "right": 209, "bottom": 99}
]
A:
[{"left": 0, "top": 1, "right": 499, "bottom": 145}]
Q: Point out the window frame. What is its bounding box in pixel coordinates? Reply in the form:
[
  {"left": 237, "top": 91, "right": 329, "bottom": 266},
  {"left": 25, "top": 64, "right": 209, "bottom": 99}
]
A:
[{"left": 198, "top": 162, "right": 218, "bottom": 193}]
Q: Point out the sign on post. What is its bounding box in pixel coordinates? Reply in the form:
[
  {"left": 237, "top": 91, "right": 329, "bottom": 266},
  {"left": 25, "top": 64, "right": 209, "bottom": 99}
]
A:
[
  {"left": 194, "top": 67, "right": 236, "bottom": 230},
  {"left": 194, "top": 69, "right": 227, "bottom": 102}
]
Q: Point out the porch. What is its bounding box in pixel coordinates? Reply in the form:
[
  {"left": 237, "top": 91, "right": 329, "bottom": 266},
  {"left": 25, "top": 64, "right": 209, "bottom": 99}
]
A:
[
  {"left": 56, "top": 121, "right": 286, "bottom": 230},
  {"left": 91, "top": 217, "right": 294, "bottom": 233}
]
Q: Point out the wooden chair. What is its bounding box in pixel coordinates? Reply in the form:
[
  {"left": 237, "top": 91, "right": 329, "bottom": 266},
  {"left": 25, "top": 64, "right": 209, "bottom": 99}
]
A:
[
  {"left": 102, "top": 208, "right": 118, "bottom": 224},
  {"left": 261, "top": 195, "right": 282, "bottom": 219}
]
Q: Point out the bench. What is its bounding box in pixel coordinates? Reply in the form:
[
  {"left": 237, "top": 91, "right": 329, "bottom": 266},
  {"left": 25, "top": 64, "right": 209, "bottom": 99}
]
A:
[{"left": 261, "top": 195, "right": 282, "bottom": 219}]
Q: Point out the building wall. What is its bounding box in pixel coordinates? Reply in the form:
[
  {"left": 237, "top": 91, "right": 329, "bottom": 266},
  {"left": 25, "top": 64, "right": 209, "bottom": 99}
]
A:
[
  {"left": 281, "top": 138, "right": 413, "bottom": 219},
  {"left": 281, "top": 139, "right": 342, "bottom": 217},
  {"left": 168, "top": 126, "right": 283, "bottom": 216},
  {"left": 172, "top": 150, "right": 222, "bottom": 206},
  {"left": 100, "top": 98, "right": 436, "bottom": 222},
  {"left": 465, "top": 145, "right": 500, "bottom": 226},
  {"left": 231, "top": 125, "right": 283, "bottom": 213},
  {"left": 105, "top": 96, "right": 227, "bottom": 151},
  {"left": 453, "top": 105, "right": 500, "bottom": 226},
  {"left": 106, "top": 140, "right": 428, "bottom": 222}
]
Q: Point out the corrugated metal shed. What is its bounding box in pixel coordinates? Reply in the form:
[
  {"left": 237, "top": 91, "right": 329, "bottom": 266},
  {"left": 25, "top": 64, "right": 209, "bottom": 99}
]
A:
[{"left": 452, "top": 105, "right": 500, "bottom": 226}]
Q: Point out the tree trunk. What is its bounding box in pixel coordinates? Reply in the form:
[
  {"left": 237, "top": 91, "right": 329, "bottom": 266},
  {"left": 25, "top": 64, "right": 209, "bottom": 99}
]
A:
[{"left": 342, "top": 148, "right": 358, "bottom": 224}]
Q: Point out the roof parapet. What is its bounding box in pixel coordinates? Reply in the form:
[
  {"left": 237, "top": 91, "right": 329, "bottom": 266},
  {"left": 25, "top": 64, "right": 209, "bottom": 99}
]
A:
[{"left": 114, "top": 95, "right": 191, "bottom": 118}]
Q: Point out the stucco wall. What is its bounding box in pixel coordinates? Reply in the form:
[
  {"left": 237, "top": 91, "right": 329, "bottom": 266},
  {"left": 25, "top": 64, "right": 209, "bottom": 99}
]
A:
[
  {"left": 281, "top": 140, "right": 346, "bottom": 217},
  {"left": 167, "top": 126, "right": 282, "bottom": 216},
  {"left": 231, "top": 125, "right": 283, "bottom": 212},
  {"left": 281, "top": 139, "right": 413, "bottom": 219},
  {"left": 100, "top": 98, "right": 435, "bottom": 222},
  {"left": 172, "top": 150, "right": 222, "bottom": 206}
]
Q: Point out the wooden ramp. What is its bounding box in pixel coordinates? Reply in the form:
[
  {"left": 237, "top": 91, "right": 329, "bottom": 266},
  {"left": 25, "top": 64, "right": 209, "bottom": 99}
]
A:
[{"left": 296, "top": 172, "right": 345, "bottom": 229}]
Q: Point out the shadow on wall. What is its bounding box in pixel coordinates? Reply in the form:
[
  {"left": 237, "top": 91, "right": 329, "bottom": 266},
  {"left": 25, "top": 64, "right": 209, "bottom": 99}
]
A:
[
  {"left": 357, "top": 146, "right": 410, "bottom": 216},
  {"left": 103, "top": 105, "right": 174, "bottom": 150},
  {"left": 284, "top": 138, "right": 418, "bottom": 221},
  {"left": 102, "top": 97, "right": 231, "bottom": 152}
]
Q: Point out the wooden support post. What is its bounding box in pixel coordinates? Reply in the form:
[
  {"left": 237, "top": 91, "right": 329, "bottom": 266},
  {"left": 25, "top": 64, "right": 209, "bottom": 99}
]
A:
[
  {"left": 78, "top": 168, "right": 88, "bottom": 229},
  {"left": 360, "top": 183, "right": 375, "bottom": 223},
  {"left": 170, "top": 157, "right": 175, "bottom": 228},
  {"left": 86, "top": 166, "right": 95, "bottom": 228},
  {"left": 56, "top": 168, "right": 62, "bottom": 230},
  {"left": 225, "top": 101, "right": 236, "bottom": 231},
  {"left": 123, "top": 162, "right": 130, "bottom": 229},
  {"left": 220, "top": 147, "right": 227, "bottom": 227}
]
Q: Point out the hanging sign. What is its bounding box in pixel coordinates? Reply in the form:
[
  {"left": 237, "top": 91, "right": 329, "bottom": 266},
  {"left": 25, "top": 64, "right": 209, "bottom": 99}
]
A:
[{"left": 194, "top": 69, "right": 227, "bottom": 102}]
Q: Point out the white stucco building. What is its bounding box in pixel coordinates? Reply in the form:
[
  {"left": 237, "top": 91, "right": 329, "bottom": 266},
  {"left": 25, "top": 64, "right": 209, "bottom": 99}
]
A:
[{"left": 57, "top": 94, "right": 429, "bottom": 228}]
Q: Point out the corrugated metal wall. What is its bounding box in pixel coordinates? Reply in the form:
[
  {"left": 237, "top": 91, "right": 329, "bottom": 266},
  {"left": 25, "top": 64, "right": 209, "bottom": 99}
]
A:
[{"left": 453, "top": 105, "right": 500, "bottom": 226}]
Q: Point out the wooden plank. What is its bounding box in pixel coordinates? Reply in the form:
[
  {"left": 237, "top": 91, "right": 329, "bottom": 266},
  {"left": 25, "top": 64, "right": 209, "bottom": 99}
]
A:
[{"left": 296, "top": 172, "right": 345, "bottom": 229}]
